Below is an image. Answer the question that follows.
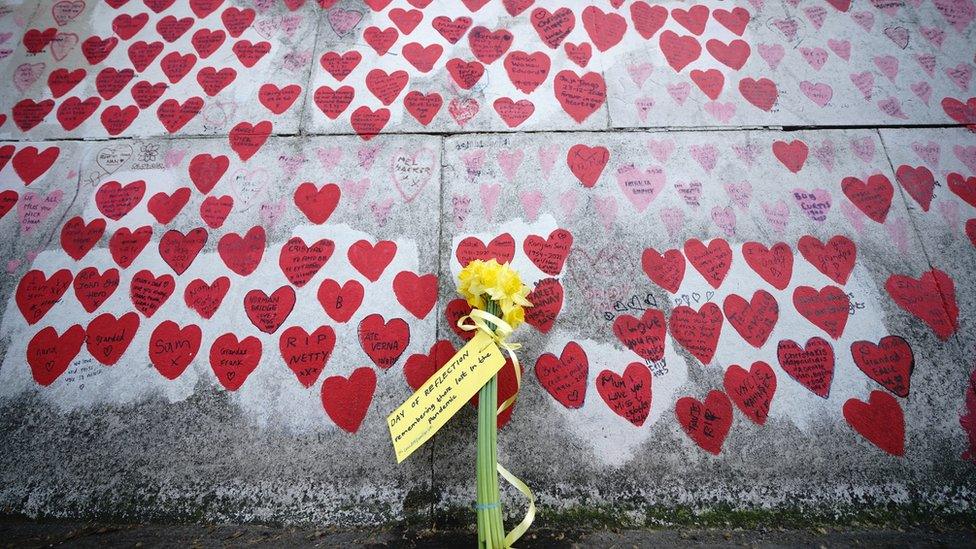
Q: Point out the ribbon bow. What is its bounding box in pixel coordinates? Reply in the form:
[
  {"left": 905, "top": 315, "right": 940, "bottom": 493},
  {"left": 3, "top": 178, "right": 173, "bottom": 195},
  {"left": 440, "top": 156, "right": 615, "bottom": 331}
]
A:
[{"left": 458, "top": 308, "right": 536, "bottom": 548}]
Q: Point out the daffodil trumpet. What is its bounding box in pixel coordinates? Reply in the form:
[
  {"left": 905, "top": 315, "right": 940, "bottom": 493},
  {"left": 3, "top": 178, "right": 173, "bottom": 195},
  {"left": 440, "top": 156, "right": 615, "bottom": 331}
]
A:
[{"left": 456, "top": 259, "right": 536, "bottom": 549}]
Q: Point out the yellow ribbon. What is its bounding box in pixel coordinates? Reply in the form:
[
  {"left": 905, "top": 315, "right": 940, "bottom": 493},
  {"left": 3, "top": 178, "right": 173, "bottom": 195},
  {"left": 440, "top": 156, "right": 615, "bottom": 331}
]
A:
[{"left": 458, "top": 309, "right": 536, "bottom": 548}]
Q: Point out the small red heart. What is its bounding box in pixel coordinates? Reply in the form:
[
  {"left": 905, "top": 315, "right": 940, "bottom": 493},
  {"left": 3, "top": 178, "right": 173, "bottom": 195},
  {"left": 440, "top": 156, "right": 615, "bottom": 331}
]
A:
[
  {"left": 670, "top": 302, "right": 724, "bottom": 364},
  {"left": 12, "top": 146, "right": 59, "bottom": 185},
  {"left": 404, "top": 91, "right": 443, "bottom": 126},
  {"left": 231, "top": 39, "right": 270, "bottom": 68},
  {"left": 659, "top": 30, "right": 700, "bottom": 72},
  {"left": 393, "top": 271, "right": 438, "bottom": 320},
  {"left": 350, "top": 106, "right": 390, "bottom": 140},
  {"left": 228, "top": 120, "right": 272, "bottom": 161},
  {"left": 159, "top": 227, "right": 208, "bottom": 275},
  {"left": 147, "top": 187, "right": 190, "bottom": 225},
  {"left": 851, "top": 335, "right": 913, "bottom": 398},
  {"left": 641, "top": 247, "right": 685, "bottom": 293},
  {"left": 581, "top": 6, "right": 626, "bottom": 52},
  {"left": 777, "top": 337, "right": 834, "bottom": 398},
  {"left": 797, "top": 235, "right": 856, "bottom": 285},
  {"left": 613, "top": 308, "right": 666, "bottom": 362},
  {"left": 404, "top": 340, "right": 456, "bottom": 391},
  {"left": 73, "top": 267, "right": 120, "bottom": 313},
  {"left": 278, "top": 236, "right": 334, "bottom": 288},
  {"left": 553, "top": 70, "right": 606, "bottom": 123},
  {"left": 523, "top": 228, "right": 573, "bottom": 275},
  {"left": 95, "top": 179, "right": 146, "bottom": 220},
  {"left": 525, "top": 278, "right": 563, "bottom": 333},
  {"left": 244, "top": 286, "right": 296, "bottom": 334},
  {"left": 221, "top": 7, "right": 255, "bottom": 38},
  {"left": 741, "top": 241, "right": 792, "bottom": 290},
  {"left": 793, "top": 285, "right": 850, "bottom": 339},
  {"left": 566, "top": 144, "right": 610, "bottom": 187},
  {"left": 16, "top": 269, "right": 73, "bottom": 325},
  {"left": 842, "top": 174, "right": 894, "bottom": 224},
  {"left": 109, "top": 226, "right": 152, "bottom": 268},
  {"left": 156, "top": 97, "right": 204, "bottom": 133},
  {"left": 885, "top": 269, "right": 958, "bottom": 341},
  {"left": 432, "top": 16, "right": 471, "bottom": 44},
  {"left": 61, "top": 217, "right": 106, "bottom": 261},
  {"left": 294, "top": 182, "right": 340, "bottom": 224},
  {"left": 258, "top": 83, "right": 302, "bottom": 115},
  {"left": 347, "top": 239, "right": 396, "bottom": 282},
  {"left": 130, "top": 269, "right": 175, "bottom": 318},
  {"left": 199, "top": 194, "right": 233, "bottom": 228},
  {"left": 456, "top": 233, "right": 515, "bottom": 266},
  {"left": 320, "top": 51, "right": 361, "bottom": 80},
  {"left": 363, "top": 26, "right": 399, "bottom": 56},
  {"left": 723, "top": 290, "right": 778, "bottom": 348},
  {"left": 184, "top": 277, "right": 229, "bottom": 320},
  {"left": 684, "top": 238, "right": 732, "bottom": 289},
  {"left": 772, "top": 139, "right": 808, "bottom": 173},
  {"left": 530, "top": 7, "right": 574, "bottom": 48},
  {"left": 630, "top": 2, "right": 667, "bottom": 39},
  {"left": 188, "top": 153, "right": 229, "bottom": 194},
  {"left": 218, "top": 226, "right": 265, "bottom": 276}
]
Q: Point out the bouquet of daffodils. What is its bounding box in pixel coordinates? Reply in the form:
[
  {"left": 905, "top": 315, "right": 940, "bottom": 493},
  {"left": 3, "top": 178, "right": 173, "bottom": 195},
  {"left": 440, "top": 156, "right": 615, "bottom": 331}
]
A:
[{"left": 457, "top": 259, "right": 534, "bottom": 549}]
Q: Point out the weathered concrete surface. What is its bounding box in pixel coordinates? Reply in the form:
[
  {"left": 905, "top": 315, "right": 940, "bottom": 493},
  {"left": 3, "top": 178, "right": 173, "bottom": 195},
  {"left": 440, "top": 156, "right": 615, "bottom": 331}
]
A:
[
  {"left": 432, "top": 129, "right": 975, "bottom": 519},
  {"left": 0, "top": 0, "right": 975, "bottom": 533}
]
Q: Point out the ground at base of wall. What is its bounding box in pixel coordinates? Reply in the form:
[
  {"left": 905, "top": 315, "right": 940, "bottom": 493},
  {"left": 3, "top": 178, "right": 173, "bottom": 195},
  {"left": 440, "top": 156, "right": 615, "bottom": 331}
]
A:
[{"left": 1, "top": 518, "right": 974, "bottom": 549}]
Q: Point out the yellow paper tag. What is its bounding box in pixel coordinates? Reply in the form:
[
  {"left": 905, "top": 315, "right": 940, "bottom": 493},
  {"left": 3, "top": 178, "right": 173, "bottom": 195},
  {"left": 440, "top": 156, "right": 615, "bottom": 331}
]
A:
[{"left": 388, "top": 330, "right": 505, "bottom": 463}]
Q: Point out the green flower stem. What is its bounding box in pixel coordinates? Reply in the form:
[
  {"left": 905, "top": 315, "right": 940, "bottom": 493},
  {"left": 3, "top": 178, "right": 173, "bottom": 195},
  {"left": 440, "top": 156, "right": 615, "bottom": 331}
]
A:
[{"left": 476, "top": 300, "right": 505, "bottom": 548}]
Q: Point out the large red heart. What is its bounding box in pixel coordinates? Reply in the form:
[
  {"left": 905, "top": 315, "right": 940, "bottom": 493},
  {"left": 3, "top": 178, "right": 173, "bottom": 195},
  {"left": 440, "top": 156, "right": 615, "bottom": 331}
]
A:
[
  {"left": 669, "top": 302, "right": 723, "bottom": 364},
  {"left": 149, "top": 321, "right": 202, "bottom": 380},
  {"left": 197, "top": 67, "right": 237, "bottom": 97},
  {"left": 630, "top": 1, "right": 667, "bottom": 39},
  {"left": 347, "top": 239, "right": 396, "bottom": 281},
  {"left": 244, "top": 286, "right": 296, "bottom": 334},
  {"left": 231, "top": 40, "right": 270, "bottom": 67},
  {"left": 530, "top": 7, "right": 574, "bottom": 48},
  {"left": 684, "top": 238, "right": 732, "bottom": 289},
  {"left": 280, "top": 325, "right": 336, "bottom": 388},
  {"left": 86, "top": 312, "right": 140, "bottom": 366},
  {"left": 738, "top": 77, "right": 778, "bottom": 111},
  {"left": 73, "top": 267, "right": 119, "bottom": 313},
  {"left": 566, "top": 144, "right": 610, "bottom": 187},
  {"left": 199, "top": 195, "right": 232, "bottom": 228},
  {"left": 109, "top": 226, "right": 152, "bottom": 268},
  {"left": 613, "top": 308, "right": 666, "bottom": 362},
  {"left": 12, "top": 146, "right": 59, "bottom": 185},
  {"left": 797, "top": 235, "right": 856, "bottom": 285},
  {"left": 493, "top": 98, "right": 534, "bottom": 128},
  {"left": 321, "top": 367, "right": 376, "bottom": 433},
  {"left": 432, "top": 16, "right": 471, "bottom": 44},
  {"left": 776, "top": 337, "right": 834, "bottom": 398},
  {"left": 81, "top": 37, "right": 116, "bottom": 65},
  {"left": 723, "top": 361, "right": 776, "bottom": 426},
  {"left": 581, "top": 6, "right": 626, "bottom": 52},
  {"left": 535, "top": 341, "right": 588, "bottom": 409},
  {"left": 365, "top": 69, "right": 409, "bottom": 105},
  {"left": 741, "top": 241, "right": 792, "bottom": 290},
  {"left": 772, "top": 140, "right": 808, "bottom": 173},
  {"left": 404, "top": 91, "right": 443, "bottom": 125},
  {"left": 56, "top": 96, "right": 101, "bottom": 131},
  {"left": 147, "top": 187, "right": 190, "bottom": 224},
  {"left": 659, "top": 30, "right": 700, "bottom": 72},
  {"left": 218, "top": 226, "right": 265, "bottom": 276},
  {"left": 159, "top": 227, "right": 208, "bottom": 275},
  {"left": 468, "top": 25, "right": 513, "bottom": 64},
  {"left": 221, "top": 7, "right": 255, "bottom": 38},
  {"left": 895, "top": 165, "right": 935, "bottom": 211},
  {"left": 188, "top": 153, "right": 229, "bottom": 194},
  {"left": 61, "top": 217, "right": 106, "bottom": 261},
  {"left": 363, "top": 26, "right": 399, "bottom": 55},
  {"left": 792, "top": 285, "right": 850, "bottom": 339},
  {"left": 350, "top": 106, "right": 390, "bottom": 140},
  {"left": 525, "top": 278, "right": 563, "bottom": 333},
  {"left": 258, "top": 84, "right": 302, "bottom": 114},
  {"left": 95, "top": 179, "right": 146, "bottom": 220},
  {"left": 12, "top": 99, "right": 55, "bottom": 132},
  {"left": 189, "top": 0, "right": 222, "bottom": 18},
  {"left": 317, "top": 279, "right": 364, "bottom": 323},
  {"left": 563, "top": 42, "right": 591, "bottom": 67},
  {"left": 690, "top": 68, "right": 723, "bottom": 100},
  {"left": 160, "top": 52, "right": 196, "bottom": 83},
  {"left": 27, "top": 325, "right": 86, "bottom": 386},
  {"left": 130, "top": 270, "right": 175, "bottom": 318},
  {"left": 456, "top": 233, "right": 515, "bottom": 266},
  {"left": 714, "top": 7, "right": 750, "bottom": 35},
  {"left": 641, "top": 247, "right": 685, "bottom": 293},
  {"left": 128, "top": 41, "right": 164, "bottom": 72},
  {"left": 723, "top": 290, "right": 778, "bottom": 348},
  {"left": 279, "top": 236, "right": 334, "bottom": 288},
  {"left": 553, "top": 70, "right": 606, "bottom": 123},
  {"left": 503, "top": 51, "right": 551, "bottom": 93},
  {"left": 320, "top": 51, "right": 361, "bottom": 80},
  {"left": 393, "top": 271, "right": 438, "bottom": 320},
  {"left": 842, "top": 174, "right": 893, "bottom": 224},
  {"left": 16, "top": 269, "right": 73, "bottom": 325},
  {"left": 851, "top": 335, "right": 913, "bottom": 398},
  {"left": 191, "top": 29, "right": 225, "bottom": 59},
  {"left": 676, "top": 390, "right": 733, "bottom": 455},
  {"left": 671, "top": 5, "right": 709, "bottom": 34},
  {"left": 294, "top": 182, "right": 340, "bottom": 224},
  {"left": 705, "top": 38, "right": 750, "bottom": 70},
  {"left": 156, "top": 97, "right": 203, "bottom": 133},
  {"left": 403, "top": 339, "right": 456, "bottom": 391},
  {"left": 885, "top": 269, "right": 958, "bottom": 341},
  {"left": 596, "top": 362, "right": 652, "bottom": 426},
  {"left": 402, "top": 42, "right": 442, "bottom": 73},
  {"left": 228, "top": 120, "right": 272, "bottom": 161},
  {"left": 314, "top": 85, "right": 354, "bottom": 119},
  {"left": 843, "top": 390, "right": 905, "bottom": 456},
  {"left": 209, "top": 333, "right": 262, "bottom": 391},
  {"left": 184, "top": 276, "right": 230, "bottom": 320},
  {"left": 523, "top": 228, "right": 573, "bottom": 275}
]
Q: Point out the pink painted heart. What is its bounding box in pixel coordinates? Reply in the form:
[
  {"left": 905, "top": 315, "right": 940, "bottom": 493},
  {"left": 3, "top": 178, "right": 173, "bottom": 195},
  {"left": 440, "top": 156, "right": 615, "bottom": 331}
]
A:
[
  {"left": 646, "top": 139, "right": 675, "bottom": 163},
  {"left": 912, "top": 141, "right": 940, "bottom": 167},
  {"left": 675, "top": 181, "right": 702, "bottom": 208},
  {"left": 851, "top": 137, "right": 876, "bottom": 163},
  {"left": 878, "top": 97, "right": 908, "bottom": 119},
  {"left": 851, "top": 71, "right": 874, "bottom": 100},
  {"left": 911, "top": 81, "right": 933, "bottom": 105},
  {"left": 813, "top": 140, "right": 836, "bottom": 172},
  {"left": 873, "top": 56, "right": 899, "bottom": 82},
  {"left": 340, "top": 177, "right": 371, "bottom": 204},
  {"left": 733, "top": 142, "right": 761, "bottom": 165},
  {"left": 711, "top": 206, "right": 736, "bottom": 236},
  {"left": 316, "top": 147, "right": 343, "bottom": 171},
  {"left": 800, "top": 81, "right": 832, "bottom": 107},
  {"left": 14, "top": 63, "right": 45, "bottom": 93},
  {"left": 538, "top": 145, "right": 559, "bottom": 179},
  {"left": 933, "top": 0, "right": 976, "bottom": 33},
  {"left": 558, "top": 189, "right": 578, "bottom": 218},
  {"left": 666, "top": 82, "right": 691, "bottom": 104},
  {"left": 852, "top": 11, "right": 875, "bottom": 32},
  {"left": 884, "top": 26, "right": 909, "bottom": 49},
  {"left": 260, "top": 197, "right": 286, "bottom": 228},
  {"left": 594, "top": 196, "right": 618, "bottom": 231},
  {"left": 519, "top": 190, "right": 543, "bottom": 220},
  {"left": 757, "top": 43, "right": 785, "bottom": 70},
  {"left": 689, "top": 144, "right": 718, "bottom": 173},
  {"left": 18, "top": 190, "right": 63, "bottom": 234},
  {"left": 954, "top": 145, "right": 976, "bottom": 173},
  {"left": 497, "top": 149, "right": 524, "bottom": 182},
  {"left": 391, "top": 147, "right": 435, "bottom": 202},
  {"left": 827, "top": 39, "right": 851, "bottom": 61},
  {"left": 616, "top": 164, "right": 665, "bottom": 212},
  {"left": 704, "top": 101, "right": 736, "bottom": 122},
  {"left": 938, "top": 200, "right": 960, "bottom": 227},
  {"left": 761, "top": 200, "right": 790, "bottom": 233},
  {"left": 480, "top": 183, "right": 500, "bottom": 219},
  {"left": 792, "top": 188, "right": 832, "bottom": 222},
  {"left": 724, "top": 181, "right": 752, "bottom": 209},
  {"left": 841, "top": 201, "right": 867, "bottom": 234},
  {"left": 627, "top": 62, "right": 654, "bottom": 87},
  {"left": 660, "top": 207, "right": 685, "bottom": 237},
  {"left": 946, "top": 63, "right": 973, "bottom": 91}
]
